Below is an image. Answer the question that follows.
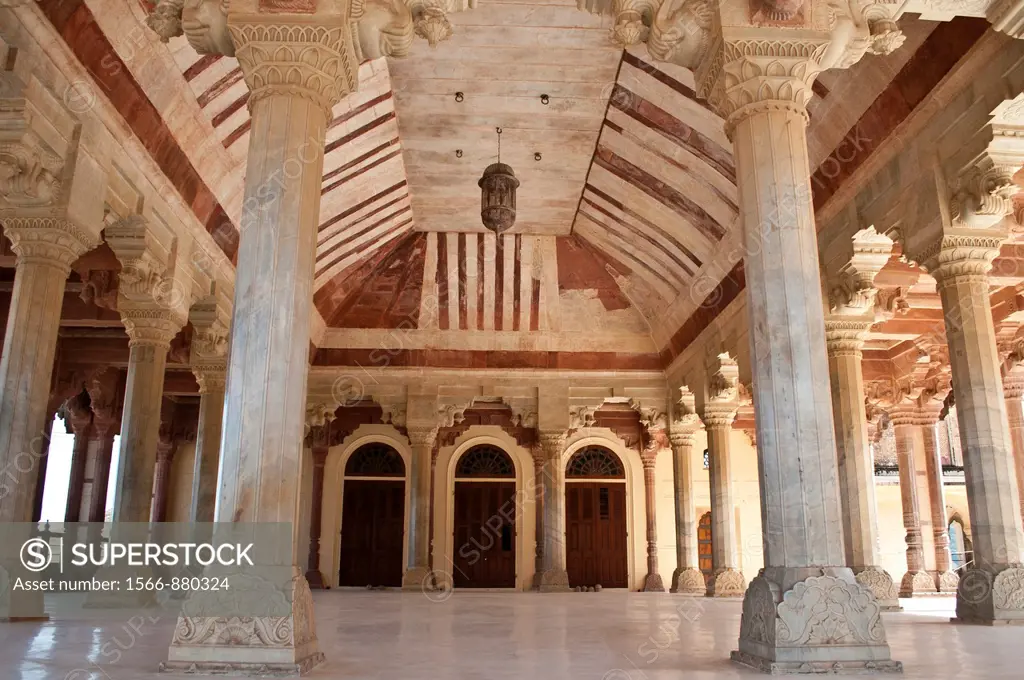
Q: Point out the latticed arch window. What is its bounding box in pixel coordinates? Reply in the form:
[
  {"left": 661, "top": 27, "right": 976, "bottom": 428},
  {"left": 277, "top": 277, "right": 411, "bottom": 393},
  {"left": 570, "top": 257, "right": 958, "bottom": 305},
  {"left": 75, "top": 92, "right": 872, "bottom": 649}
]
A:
[
  {"left": 345, "top": 443, "right": 406, "bottom": 477},
  {"left": 455, "top": 445, "right": 515, "bottom": 478},
  {"left": 565, "top": 446, "right": 624, "bottom": 478}
]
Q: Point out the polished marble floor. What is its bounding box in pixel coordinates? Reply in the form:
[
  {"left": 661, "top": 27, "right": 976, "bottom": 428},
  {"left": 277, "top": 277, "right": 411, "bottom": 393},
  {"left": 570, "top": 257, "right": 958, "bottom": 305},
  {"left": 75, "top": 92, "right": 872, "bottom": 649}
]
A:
[{"left": 3, "top": 593, "right": 1021, "bottom": 679}]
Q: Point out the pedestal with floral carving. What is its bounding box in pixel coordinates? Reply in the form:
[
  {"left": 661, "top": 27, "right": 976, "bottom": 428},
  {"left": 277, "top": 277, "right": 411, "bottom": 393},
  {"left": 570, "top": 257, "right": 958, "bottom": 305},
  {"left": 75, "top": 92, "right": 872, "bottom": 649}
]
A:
[{"left": 698, "top": 31, "right": 900, "bottom": 670}]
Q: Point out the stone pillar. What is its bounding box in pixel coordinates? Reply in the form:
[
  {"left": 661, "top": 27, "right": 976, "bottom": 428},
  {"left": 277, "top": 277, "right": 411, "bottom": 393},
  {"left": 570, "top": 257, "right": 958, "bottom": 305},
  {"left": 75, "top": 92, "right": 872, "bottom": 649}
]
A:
[
  {"left": 189, "top": 371, "right": 225, "bottom": 523},
  {"left": 188, "top": 298, "right": 229, "bottom": 524},
  {"left": 164, "top": 16, "right": 359, "bottom": 674},
  {"left": 706, "top": 42, "right": 899, "bottom": 671},
  {"left": 1004, "top": 378, "right": 1024, "bottom": 529},
  {"left": 924, "top": 238, "right": 1024, "bottom": 624},
  {"left": 305, "top": 409, "right": 333, "bottom": 591},
  {"left": 63, "top": 393, "right": 94, "bottom": 523},
  {"left": 531, "top": 445, "right": 545, "bottom": 582},
  {"left": 150, "top": 433, "right": 177, "bottom": 524},
  {"left": 669, "top": 425, "right": 705, "bottom": 595},
  {"left": 536, "top": 431, "right": 570, "bottom": 591},
  {"left": 110, "top": 311, "right": 179, "bottom": 523},
  {"left": 640, "top": 434, "right": 665, "bottom": 592},
  {"left": 891, "top": 411, "right": 937, "bottom": 596},
  {"left": 85, "top": 381, "right": 120, "bottom": 524},
  {"left": 825, "top": 321, "right": 900, "bottom": 610},
  {"left": 402, "top": 427, "right": 436, "bottom": 590},
  {"left": 0, "top": 219, "right": 94, "bottom": 524},
  {"left": 922, "top": 419, "right": 959, "bottom": 593},
  {"left": 702, "top": 405, "right": 745, "bottom": 597}
]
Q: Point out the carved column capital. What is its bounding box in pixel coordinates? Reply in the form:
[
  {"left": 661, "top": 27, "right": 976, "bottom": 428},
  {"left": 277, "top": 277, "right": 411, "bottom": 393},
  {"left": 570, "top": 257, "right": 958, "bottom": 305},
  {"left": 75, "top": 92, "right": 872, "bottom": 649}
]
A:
[
  {"left": 697, "top": 37, "right": 826, "bottom": 136},
  {"left": 538, "top": 431, "right": 567, "bottom": 461},
  {"left": 2, "top": 217, "right": 97, "bottom": 270},
  {"left": 824, "top": 319, "right": 872, "bottom": 357},
  {"left": 119, "top": 305, "right": 185, "bottom": 349},
  {"left": 1004, "top": 372, "right": 1024, "bottom": 400},
  {"left": 193, "top": 368, "right": 227, "bottom": 395},
  {"left": 407, "top": 426, "right": 438, "bottom": 450},
  {"left": 700, "top": 404, "right": 737, "bottom": 429},
  {"left": 913, "top": 234, "right": 1004, "bottom": 287},
  {"left": 228, "top": 19, "right": 359, "bottom": 122}
]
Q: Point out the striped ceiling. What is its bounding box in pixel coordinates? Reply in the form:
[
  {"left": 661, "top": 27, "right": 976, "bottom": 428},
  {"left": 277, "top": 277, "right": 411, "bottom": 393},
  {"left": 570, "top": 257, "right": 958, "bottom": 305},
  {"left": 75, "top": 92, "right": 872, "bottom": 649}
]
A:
[{"left": 151, "top": 3, "right": 929, "bottom": 341}]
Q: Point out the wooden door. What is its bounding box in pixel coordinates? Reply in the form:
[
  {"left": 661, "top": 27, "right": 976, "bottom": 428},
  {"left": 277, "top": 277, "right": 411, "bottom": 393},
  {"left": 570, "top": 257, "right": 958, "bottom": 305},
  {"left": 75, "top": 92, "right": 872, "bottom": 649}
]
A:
[
  {"left": 339, "top": 480, "right": 405, "bottom": 587},
  {"left": 452, "top": 481, "right": 516, "bottom": 588},
  {"left": 698, "top": 511, "right": 713, "bottom": 584},
  {"left": 565, "top": 482, "right": 628, "bottom": 588}
]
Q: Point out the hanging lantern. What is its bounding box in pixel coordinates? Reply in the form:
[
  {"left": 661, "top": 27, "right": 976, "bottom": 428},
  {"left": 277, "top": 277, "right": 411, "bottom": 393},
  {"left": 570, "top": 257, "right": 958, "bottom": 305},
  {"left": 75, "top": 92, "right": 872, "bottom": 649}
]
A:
[{"left": 478, "top": 127, "right": 519, "bottom": 233}]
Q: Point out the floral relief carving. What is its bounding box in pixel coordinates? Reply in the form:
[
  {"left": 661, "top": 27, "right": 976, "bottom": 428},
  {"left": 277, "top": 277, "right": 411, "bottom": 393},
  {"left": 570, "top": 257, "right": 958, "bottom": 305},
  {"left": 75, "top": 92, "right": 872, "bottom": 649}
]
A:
[
  {"left": 738, "top": 576, "right": 778, "bottom": 646},
  {"left": 993, "top": 567, "right": 1024, "bottom": 611},
  {"left": 776, "top": 575, "right": 886, "bottom": 646},
  {"left": 855, "top": 568, "right": 898, "bottom": 603}
]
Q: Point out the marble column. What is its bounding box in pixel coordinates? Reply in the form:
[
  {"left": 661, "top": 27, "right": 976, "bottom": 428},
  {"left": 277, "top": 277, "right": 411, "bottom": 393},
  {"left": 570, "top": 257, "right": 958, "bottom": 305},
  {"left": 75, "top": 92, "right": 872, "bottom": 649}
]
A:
[
  {"left": 531, "top": 446, "right": 545, "bottom": 583},
  {"left": 640, "top": 435, "right": 665, "bottom": 592},
  {"left": 150, "top": 436, "right": 176, "bottom": 524},
  {"left": 825, "top": 322, "right": 900, "bottom": 610},
  {"left": 922, "top": 419, "right": 959, "bottom": 593},
  {"left": 165, "top": 19, "right": 358, "bottom": 674},
  {"left": 189, "top": 371, "right": 225, "bottom": 523},
  {"left": 715, "top": 47, "right": 898, "bottom": 671},
  {"left": 702, "top": 406, "right": 745, "bottom": 597},
  {"left": 891, "top": 412, "right": 937, "bottom": 596},
  {"left": 1004, "top": 381, "right": 1024, "bottom": 529},
  {"left": 85, "top": 376, "right": 120, "bottom": 524},
  {"left": 63, "top": 396, "right": 93, "bottom": 523},
  {"left": 87, "top": 428, "right": 116, "bottom": 523},
  {"left": 926, "top": 239, "right": 1024, "bottom": 624},
  {"left": 0, "top": 220, "right": 93, "bottom": 622},
  {"left": 0, "top": 220, "right": 93, "bottom": 525},
  {"left": 403, "top": 427, "right": 436, "bottom": 590},
  {"left": 305, "top": 416, "right": 332, "bottom": 590},
  {"left": 111, "top": 310, "right": 179, "bottom": 524},
  {"left": 536, "top": 431, "right": 570, "bottom": 591},
  {"left": 669, "top": 429, "right": 705, "bottom": 595}
]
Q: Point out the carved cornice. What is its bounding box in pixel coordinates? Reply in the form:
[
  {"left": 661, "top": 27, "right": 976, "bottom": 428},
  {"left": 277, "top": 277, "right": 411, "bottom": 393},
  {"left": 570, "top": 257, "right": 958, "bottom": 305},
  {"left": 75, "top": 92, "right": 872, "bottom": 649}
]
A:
[
  {"left": 147, "top": 0, "right": 186, "bottom": 42},
  {"left": 2, "top": 217, "right": 97, "bottom": 269},
  {"left": 228, "top": 20, "right": 359, "bottom": 121},
  {"left": 0, "top": 131, "right": 63, "bottom": 208}
]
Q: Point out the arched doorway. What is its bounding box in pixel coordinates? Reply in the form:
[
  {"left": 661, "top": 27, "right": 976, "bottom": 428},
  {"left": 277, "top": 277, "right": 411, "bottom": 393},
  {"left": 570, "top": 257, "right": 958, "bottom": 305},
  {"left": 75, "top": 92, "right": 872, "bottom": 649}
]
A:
[
  {"left": 698, "top": 511, "right": 713, "bottom": 584},
  {"left": 948, "top": 515, "right": 973, "bottom": 574},
  {"left": 452, "top": 444, "right": 517, "bottom": 588},
  {"left": 338, "top": 443, "right": 406, "bottom": 587},
  {"left": 565, "top": 446, "right": 628, "bottom": 588}
]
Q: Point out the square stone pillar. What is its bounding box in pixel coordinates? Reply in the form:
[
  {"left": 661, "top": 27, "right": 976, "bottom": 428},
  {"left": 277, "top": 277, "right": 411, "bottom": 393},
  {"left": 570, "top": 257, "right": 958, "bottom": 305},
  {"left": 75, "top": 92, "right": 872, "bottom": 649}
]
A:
[
  {"left": 163, "top": 11, "right": 361, "bottom": 674},
  {"left": 700, "top": 36, "right": 899, "bottom": 671},
  {"left": 920, "top": 236, "right": 1024, "bottom": 625}
]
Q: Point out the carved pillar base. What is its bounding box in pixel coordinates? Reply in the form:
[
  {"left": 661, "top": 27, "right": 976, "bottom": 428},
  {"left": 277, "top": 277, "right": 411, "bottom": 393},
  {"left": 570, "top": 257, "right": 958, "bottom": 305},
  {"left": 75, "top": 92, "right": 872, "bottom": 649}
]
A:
[
  {"left": 706, "top": 567, "right": 746, "bottom": 598},
  {"left": 161, "top": 567, "right": 323, "bottom": 675},
  {"left": 854, "top": 567, "right": 901, "bottom": 612},
  {"left": 641, "top": 572, "right": 665, "bottom": 592},
  {"left": 731, "top": 569, "right": 903, "bottom": 674},
  {"left": 671, "top": 567, "right": 706, "bottom": 595},
  {"left": 935, "top": 570, "right": 960, "bottom": 593},
  {"left": 401, "top": 566, "right": 435, "bottom": 591},
  {"left": 535, "top": 568, "right": 570, "bottom": 592},
  {"left": 899, "top": 570, "right": 937, "bottom": 597},
  {"left": 953, "top": 566, "right": 1024, "bottom": 625}
]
